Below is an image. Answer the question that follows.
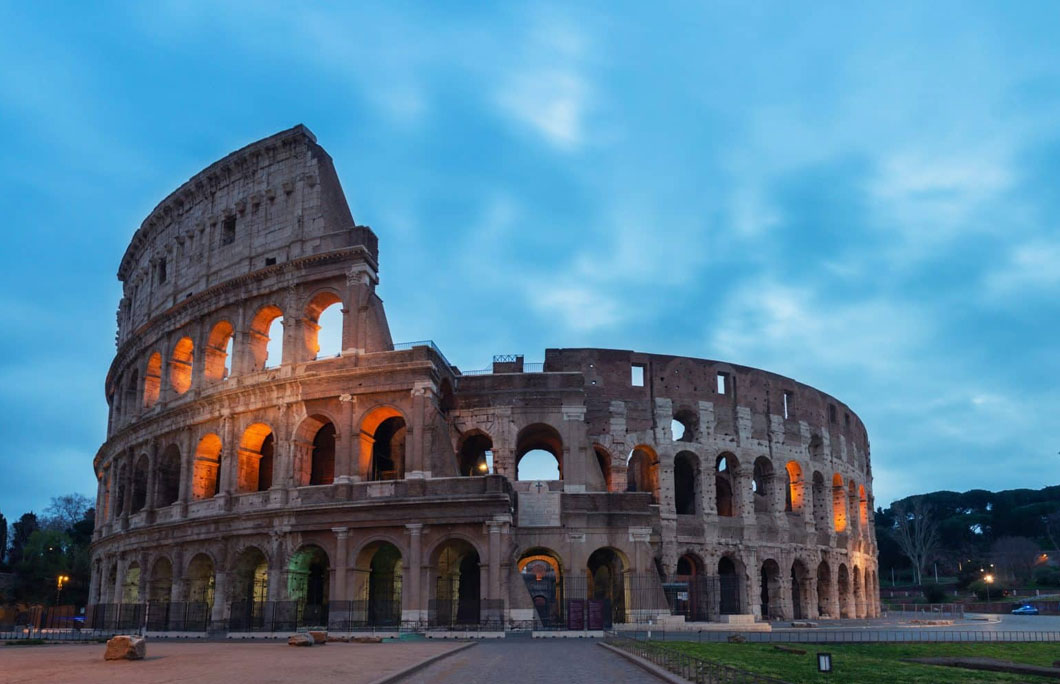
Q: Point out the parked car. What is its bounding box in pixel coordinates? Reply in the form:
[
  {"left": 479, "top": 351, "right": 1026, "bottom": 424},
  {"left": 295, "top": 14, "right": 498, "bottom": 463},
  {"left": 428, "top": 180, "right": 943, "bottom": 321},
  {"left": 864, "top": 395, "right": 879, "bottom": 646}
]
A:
[{"left": 1011, "top": 604, "right": 1040, "bottom": 615}]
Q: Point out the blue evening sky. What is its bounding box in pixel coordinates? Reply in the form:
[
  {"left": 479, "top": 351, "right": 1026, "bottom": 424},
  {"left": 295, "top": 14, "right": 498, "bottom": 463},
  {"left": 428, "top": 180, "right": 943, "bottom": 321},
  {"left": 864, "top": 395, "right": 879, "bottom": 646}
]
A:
[{"left": 1, "top": 2, "right": 1058, "bottom": 519}]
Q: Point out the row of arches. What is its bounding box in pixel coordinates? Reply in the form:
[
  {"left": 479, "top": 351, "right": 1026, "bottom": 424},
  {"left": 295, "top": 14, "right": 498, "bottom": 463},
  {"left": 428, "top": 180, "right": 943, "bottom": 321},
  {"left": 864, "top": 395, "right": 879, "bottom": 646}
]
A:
[
  {"left": 623, "top": 446, "right": 870, "bottom": 533},
  {"left": 112, "top": 291, "right": 345, "bottom": 425}
]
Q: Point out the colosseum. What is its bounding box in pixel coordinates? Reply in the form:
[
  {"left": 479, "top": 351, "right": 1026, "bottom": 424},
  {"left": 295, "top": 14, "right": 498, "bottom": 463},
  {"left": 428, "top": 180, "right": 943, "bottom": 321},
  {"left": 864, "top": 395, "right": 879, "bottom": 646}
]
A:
[{"left": 89, "top": 125, "right": 879, "bottom": 635}]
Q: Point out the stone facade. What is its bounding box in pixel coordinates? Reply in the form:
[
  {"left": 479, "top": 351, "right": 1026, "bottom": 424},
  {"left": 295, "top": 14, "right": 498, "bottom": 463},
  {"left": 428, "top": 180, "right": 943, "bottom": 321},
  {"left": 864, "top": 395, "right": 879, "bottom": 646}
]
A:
[{"left": 90, "top": 125, "right": 879, "bottom": 630}]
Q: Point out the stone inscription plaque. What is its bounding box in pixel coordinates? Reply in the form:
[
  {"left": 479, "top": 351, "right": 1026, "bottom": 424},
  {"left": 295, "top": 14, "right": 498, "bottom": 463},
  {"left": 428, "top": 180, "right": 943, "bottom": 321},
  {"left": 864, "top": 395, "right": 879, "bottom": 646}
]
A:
[{"left": 518, "top": 483, "right": 561, "bottom": 527}]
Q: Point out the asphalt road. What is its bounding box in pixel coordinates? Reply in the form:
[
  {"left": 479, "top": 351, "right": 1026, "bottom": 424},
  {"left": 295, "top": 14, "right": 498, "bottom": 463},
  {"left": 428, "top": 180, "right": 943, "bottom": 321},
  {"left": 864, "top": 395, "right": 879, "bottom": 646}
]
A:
[{"left": 398, "top": 638, "right": 662, "bottom": 684}]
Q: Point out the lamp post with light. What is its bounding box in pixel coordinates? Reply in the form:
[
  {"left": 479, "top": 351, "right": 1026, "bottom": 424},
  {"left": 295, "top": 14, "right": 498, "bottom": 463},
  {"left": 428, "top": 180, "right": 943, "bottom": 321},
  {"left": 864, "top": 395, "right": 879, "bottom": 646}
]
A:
[
  {"left": 984, "top": 574, "right": 994, "bottom": 603},
  {"left": 56, "top": 574, "right": 70, "bottom": 606}
]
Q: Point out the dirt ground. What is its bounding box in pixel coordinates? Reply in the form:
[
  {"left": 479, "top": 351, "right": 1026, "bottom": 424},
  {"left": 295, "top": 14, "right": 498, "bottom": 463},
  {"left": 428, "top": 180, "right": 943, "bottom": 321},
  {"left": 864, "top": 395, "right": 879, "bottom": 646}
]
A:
[{"left": 0, "top": 639, "right": 465, "bottom": 684}]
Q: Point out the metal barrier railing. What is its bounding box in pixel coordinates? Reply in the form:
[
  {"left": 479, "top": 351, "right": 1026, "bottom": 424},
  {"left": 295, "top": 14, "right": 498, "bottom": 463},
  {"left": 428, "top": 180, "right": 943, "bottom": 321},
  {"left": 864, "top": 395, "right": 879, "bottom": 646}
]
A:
[
  {"left": 605, "top": 634, "right": 789, "bottom": 684},
  {"left": 617, "top": 628, "right": 1060, "bottom": 644},
  {"left": 884, "top": 603, "right": 965, "bottom": 618}
]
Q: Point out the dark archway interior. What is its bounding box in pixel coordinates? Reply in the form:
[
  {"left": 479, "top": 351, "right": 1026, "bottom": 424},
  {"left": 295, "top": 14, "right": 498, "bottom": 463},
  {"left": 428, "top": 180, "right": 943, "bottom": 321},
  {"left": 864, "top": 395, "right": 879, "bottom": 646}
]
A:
[
  {"left": 310, "top": 422, "right": 336, "bottom": 485},
  {"left": 372, "top": 417, "right": 407, "bottom": 480},
  {"left": 257, "top": 433, "right": 274, "bottom": 491},
  {"left": 458, "top": 433, "right": 493, "bottom": 476}
]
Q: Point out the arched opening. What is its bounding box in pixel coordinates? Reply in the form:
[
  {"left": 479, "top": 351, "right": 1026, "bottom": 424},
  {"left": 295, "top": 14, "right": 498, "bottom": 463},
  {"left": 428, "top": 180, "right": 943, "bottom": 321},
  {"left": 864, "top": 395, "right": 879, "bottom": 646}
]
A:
[
  {"left": 812, "top": 471, "right": 828, "bottom": 531},
  {"left": 122, "top": 563, "right": 141, "bottom": 603},
  {"left": 671, "top": 553, "right": 708, "bottom": 621},
  {"left": 457, "top": 431, "right": 493, "bottom": 476},
  {"left": 516, "top": 423, "right": 563, "bottom": 481},
  {"left": 156, "top": 444, "right": 181, "bottom": 507},
  {"left": 593, "top": 445, "right": 613, "bottom": 491},
  {"left": 149, "top": 557, "right": 172, "bottom": 603},
  {"left": 143, "top": 352, "right": 162, "bottom": 408},
  {"left": 131, "top": 455, "right": 149, "bottom": 512},
  {"left": 816, "top": 561, "right": 832, "bottom": 617},
  {"left": 123, "top": 371, "right": 138, "bottom": 420},
  {"left": 519, "top": 550, "right": 563, "bottom": 628},
  {"left": 230, "top": 547, "right": 269, "bottom": 630},
  {"left": 716, "top": 454, "right": 737, "bottom": 517},
  {"left": 671, "top": 408, "right": 698, "bottom": 442},
  {"left": 752, "top": 456, "right": 774, "bottom": 513},
  {"left": 292, "top": 416, "right": 337, "bottom": 487},
  {"left": 186, "top": 554, "right": 216, "bottom": 612},
  {"left": 853, "top": 565, "right": 865, "bottom": 618},
  {"left": 114, "top": 463, "right": 126, "bottom": 516},
  {"left": 288, "top": 545, "right": 329, "bottom": 626},
  {"left": 304, "top": 291, "right": 343, "bottom": 360},
  {"left": 587, "top": 548, "right": 626, "bottom": 625},
  {"left": 674, "top": 451, "right": 698, "bottom": 515},
  {"left": 359, "top": 407, "right": 407, "bottom": 481},
  {"left": 249, "top": 305, "right": 284, "bottom": 370},
  {"left": 355, "top": 542, "right": 403, "bottom": 627},
  {"left": 204, "top": 320, "right": 234, "bottom": 382},
  {"left": 760, "top": 559, "right": 782, "bottom": 620},
  {"left": 438, "top": 379, "right": 456, "bottom": 413},
  {"left": 832, "top": 473, "right": 848, "bottom": 532},
  {"left": 859, "top": 485, "right": 869, "bottom": 529},
  {"left": 837, "top": 563, "right": 852, "bottom": 618},
  {"left": 169, "top": 337, "right": 194, "bottom": 395},
  {"left": 785, "top": 461, "right": 804, "bottom": 513},
  {"left": 432, "top": 539, "right": 481, "bottom": 627},
  {"left": 192, "top": 434, "right": 222, "bottom": 499},
  {"left": 791, "top": 560, "right": 811, "bottom": 620},
  {"left": 626, "top": 446, "right": 659, "bottom": 502},
  {"left": 237, "top": 423, "right": 274, "bottom": 492}
]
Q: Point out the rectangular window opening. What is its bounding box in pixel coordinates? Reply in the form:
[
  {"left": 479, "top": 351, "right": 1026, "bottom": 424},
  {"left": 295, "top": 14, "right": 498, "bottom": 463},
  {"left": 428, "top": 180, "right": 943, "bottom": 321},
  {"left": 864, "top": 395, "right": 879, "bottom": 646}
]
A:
[
  {"left": 631, "top": 364, "right": 645, "bottom": 387},
  {"left": 783, "top": 391, "right": 793, "bottom": 419},
  {"left": 222, "top": 216, "right": 237, "bottom": 245},
  {"left": 829, "top": 404, "right": 837, "bottom": 423},
  {"left": 158, "top": 258, "right": 167, "bottom": 284},
  {"left": 845, "top": 412, "right": 851, "bottom": 428},
  {"left": 717, "top": 372, "right": 728, "bottom": 395},
  {"left": 265, "top": 257, "right": 277, "bottom": 266}
]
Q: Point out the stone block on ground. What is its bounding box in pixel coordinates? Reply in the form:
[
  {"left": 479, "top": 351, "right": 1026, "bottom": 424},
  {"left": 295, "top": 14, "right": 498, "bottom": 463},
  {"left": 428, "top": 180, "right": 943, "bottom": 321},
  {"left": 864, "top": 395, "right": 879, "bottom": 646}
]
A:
[
  {"left": 104, "top": 635, "right": 146, "bottom": 661},
  {"left": 308, "top": 630, "right": 327, "bottom": 644},
  {"left": 353, "top": 635, "right": 384, "bottom": 643},
  {"left": 791, "top": 621, "right": 818, "bottom": 628},
  {"left": 288, "top": 633, "right": 313, "bottom": 647}
]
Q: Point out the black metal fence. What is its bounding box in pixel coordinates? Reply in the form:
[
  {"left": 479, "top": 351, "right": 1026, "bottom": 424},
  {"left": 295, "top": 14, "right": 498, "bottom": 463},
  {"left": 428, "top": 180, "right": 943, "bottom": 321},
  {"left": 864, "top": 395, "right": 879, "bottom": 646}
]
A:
[
  {"left": 617, "top": 628, "right": 1060, "bottom": 644},
  {"left": 604, "top": 634, "right": 789, "bottom": 684},
  {"left": 428, "top": 599, "right": 504, "bottom": 630},
  {"left": 524, "top": 573, "right": 672, "bottom": 630},
  {"left": 661, "top": 575, "right": 744, "bottom": 622}
]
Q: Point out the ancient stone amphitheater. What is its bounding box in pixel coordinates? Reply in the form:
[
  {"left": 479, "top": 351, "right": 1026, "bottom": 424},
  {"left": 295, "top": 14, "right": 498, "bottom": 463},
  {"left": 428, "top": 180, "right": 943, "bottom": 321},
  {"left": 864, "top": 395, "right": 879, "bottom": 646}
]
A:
[{"left": 89, "top": 125, "right": 879, "bottom": 634}]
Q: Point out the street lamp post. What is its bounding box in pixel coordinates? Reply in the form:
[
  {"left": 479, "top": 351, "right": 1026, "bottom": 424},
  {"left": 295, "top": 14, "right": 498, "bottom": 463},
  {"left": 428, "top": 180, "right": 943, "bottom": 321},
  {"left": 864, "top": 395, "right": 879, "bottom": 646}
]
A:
[
  {"left": 56, "top": 574, "right": 69, "bottom": 606},
  {"left": 984, "top": 574, "right": 994, "bottom": 603}
]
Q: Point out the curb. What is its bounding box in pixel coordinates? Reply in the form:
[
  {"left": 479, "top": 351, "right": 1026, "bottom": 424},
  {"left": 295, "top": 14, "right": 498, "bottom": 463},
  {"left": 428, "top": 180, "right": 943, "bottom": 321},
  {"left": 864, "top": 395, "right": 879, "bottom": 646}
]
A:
[
  {"left": 597, "top": 642, "right": 688, "bottom": 684},
  {"left": 367, "top": 640, "right": 477, "bottom": 684}
]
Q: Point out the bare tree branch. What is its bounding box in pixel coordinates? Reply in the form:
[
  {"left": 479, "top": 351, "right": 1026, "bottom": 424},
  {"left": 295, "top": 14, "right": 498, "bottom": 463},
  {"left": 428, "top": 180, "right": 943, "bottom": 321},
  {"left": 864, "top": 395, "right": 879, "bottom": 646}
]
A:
[{"left": 891, "top": 497, "right": 940, "bottom": 585}]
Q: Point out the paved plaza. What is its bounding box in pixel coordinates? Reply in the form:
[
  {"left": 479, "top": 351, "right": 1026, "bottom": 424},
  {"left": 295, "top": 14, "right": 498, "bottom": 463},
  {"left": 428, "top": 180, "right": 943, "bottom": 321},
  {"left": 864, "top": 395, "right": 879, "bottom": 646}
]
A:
[{"left": 0, "top": 640, "right": 465, "bottom": 684}]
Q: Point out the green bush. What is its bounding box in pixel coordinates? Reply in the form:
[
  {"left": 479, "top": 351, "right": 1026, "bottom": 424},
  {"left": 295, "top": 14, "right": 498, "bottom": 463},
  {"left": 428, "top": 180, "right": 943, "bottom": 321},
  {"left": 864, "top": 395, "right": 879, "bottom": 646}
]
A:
[
  {"left": 922, "top": 583, "right": 948, "bottom": 603},
  {"left": 1033, "top": 566, "right": 1060, "bottom": 587},
  {"left": 969, "top": 579, "right": 1009, "bottom": 601}
]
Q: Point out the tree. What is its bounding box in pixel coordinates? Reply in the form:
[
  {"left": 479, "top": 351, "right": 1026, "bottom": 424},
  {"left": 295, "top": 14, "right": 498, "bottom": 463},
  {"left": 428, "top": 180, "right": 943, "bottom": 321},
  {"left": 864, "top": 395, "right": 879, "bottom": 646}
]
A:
[
  {"left": 8, "top": 512, "right": 39, "bottom": 567},
  {"left": 891, "top": 497, "right": 940, "bottom": 586},
  {"left": 991, "top": 536, "right": 1040, "bottom": 585},
  {"left": 41, "top": 494, "right": 93, "bottom": 532},
  {"left": 0, "top": 510, "right": 7, "bottom": 566}
]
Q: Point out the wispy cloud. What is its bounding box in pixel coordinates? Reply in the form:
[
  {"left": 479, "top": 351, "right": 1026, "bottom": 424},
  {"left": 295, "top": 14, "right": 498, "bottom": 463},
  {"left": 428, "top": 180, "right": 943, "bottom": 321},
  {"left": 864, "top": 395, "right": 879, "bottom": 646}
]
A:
[{"left": 984, "top": 239, "right": 1060, "bottom": 298}]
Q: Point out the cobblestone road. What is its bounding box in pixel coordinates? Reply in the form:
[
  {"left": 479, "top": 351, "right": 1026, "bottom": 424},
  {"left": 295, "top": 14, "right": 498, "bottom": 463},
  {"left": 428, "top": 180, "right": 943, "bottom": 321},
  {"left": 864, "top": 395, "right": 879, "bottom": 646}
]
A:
[{"left": 399, "top": 638, "right": 661, "bottom": 684}]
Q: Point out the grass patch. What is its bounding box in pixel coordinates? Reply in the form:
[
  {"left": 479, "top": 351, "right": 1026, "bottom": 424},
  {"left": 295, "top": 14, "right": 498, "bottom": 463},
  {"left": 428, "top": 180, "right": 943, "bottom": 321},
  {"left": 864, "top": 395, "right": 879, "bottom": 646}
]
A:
[{"left": 648, "top": 641, "right": 1060, "bottom": 683}]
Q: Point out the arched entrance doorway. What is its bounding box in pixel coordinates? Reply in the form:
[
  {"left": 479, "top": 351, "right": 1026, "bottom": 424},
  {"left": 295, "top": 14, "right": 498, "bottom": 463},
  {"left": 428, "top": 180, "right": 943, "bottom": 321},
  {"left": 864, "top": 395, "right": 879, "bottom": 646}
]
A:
[
  {"left": 668, "top": 553, "right": 708, "bottom": 622},
  {"left": 432, "top": 539, "right": 481, "bottom": 627},
  {"left": 185, "top": 554, "right": 215, "bottom": 631},
  {"left": 718, "top": 556, "right": 742, "bottom": 615},
  {"left": 354, "top": 542, "right": 403, "bottom": 627},
  {"left": 791, "top": 559, "right": 811, "bottom": 620},
  {"left": 587, "top": 548, "right": 626, "bottom": 626},
  {"left": 518, "top": 550, "right": 562, "bottom": 628},
  {"left": 230, "top": 547, "right": 269, "bottom": 630},
  {"left": 288, "top": 545, "right": 329, "bottom": 627},
  {"left": 760, "top": 559, "right": 781, "bottom": 620}
]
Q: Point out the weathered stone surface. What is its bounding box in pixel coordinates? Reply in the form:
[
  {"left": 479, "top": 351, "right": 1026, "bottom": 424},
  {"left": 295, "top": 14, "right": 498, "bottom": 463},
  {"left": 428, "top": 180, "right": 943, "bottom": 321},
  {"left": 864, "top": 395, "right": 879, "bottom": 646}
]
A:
[
  {"left": 288, "top": 633, "right": 313, "bottom": 647},
  {"left": 308, "top": 630, "right": 327, "bottom": 644},
  {"left": 353, "top": 636, "right": 384, "bottom": 643},
  {"left": 104, "top": 635, "right": 145, "bottom": 660},
  {"left": 87, "top": 126, "right": 879, "bottom": 634}
]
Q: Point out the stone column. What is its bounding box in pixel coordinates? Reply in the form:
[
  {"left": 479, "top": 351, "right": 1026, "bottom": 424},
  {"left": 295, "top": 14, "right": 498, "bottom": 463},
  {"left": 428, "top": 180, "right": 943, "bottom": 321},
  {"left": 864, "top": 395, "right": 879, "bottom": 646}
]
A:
[
  {"left": 335, "top": 394, "right": 356, "bottom": 483},
  {"left": 332, "top": 528, "right": 350, "bottom": 601},
  {"left": 219, "top": 415, "right": 236, "bottom": 496},
  {"left": 806, "top": 572, "right": 820, "bottom": 619},
  {"left": 145, "top": 439, "right": 159, "bottom": 512},
  {"left": 404, "top": 524, "right": 423, "bottom": 625},
  {"left": 407, "top": 384, "right": 428, "bottom": 477},
  {"left": 486, "top": 520, "right": 504, "bottom": 601}
]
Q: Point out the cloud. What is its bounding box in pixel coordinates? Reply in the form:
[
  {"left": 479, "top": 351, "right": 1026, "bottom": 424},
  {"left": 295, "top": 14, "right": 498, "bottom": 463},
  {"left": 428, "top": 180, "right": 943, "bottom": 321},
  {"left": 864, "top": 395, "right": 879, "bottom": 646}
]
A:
[
  {"left": 984, "top": 239, "right": 1060, "bottom": 297},
  {"left": 493, "top": 17, "right": 592, "bottom": 151},
  {"left": 527, "top": 282, "right": 620, "bottom": 333}
]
